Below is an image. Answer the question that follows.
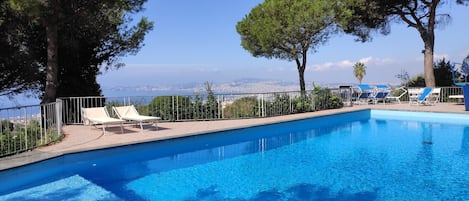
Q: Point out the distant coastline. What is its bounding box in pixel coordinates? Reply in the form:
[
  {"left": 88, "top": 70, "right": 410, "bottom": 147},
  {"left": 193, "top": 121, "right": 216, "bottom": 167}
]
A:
[{"left": 0, "top": 79, "right": 356, "bottom": 108}]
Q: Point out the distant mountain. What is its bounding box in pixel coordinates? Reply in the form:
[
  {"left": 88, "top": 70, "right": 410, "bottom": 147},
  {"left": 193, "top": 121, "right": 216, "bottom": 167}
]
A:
[
  {"left": 103, "top": 79, "right": 304, "bottom": 96},
  {"left": 100, "top": 79, "right": 368, "bottom": 97}
]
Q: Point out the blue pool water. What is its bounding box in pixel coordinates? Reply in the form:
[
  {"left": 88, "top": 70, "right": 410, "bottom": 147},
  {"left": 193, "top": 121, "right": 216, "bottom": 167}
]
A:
[{"left": 0, "top": 110, "right": 468, "bottom": 201}]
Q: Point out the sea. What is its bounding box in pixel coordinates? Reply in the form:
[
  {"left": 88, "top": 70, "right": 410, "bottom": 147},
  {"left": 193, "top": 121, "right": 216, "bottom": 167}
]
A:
[
  {"left": 0, "top": 80, "right": 352, "bottom": 109},
  {"left": 0, "top": 89, "right": 195, "bottom": 109}
]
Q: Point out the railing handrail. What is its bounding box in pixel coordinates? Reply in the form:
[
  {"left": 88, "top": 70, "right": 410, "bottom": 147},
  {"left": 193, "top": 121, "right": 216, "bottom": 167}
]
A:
[{"left": 0, "top": 104, "right": 42, "bottom": 111}]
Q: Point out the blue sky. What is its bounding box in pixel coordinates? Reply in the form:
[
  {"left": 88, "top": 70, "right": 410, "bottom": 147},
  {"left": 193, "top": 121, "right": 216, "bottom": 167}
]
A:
[{"left": 98, "top": 0, "right": 469, "bottom": 89}]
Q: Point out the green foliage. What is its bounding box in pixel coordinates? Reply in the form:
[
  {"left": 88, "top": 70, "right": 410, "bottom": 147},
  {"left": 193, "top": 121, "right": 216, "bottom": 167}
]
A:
[
  {"left": 192, "top": 93, "right": 204, "bottom": 119},
  {"left": 339, "top": 0, "right": 468, "bottom": 41},
  {"left": 328, "top": 95, "right": 344, "bottom": 109},
  {"left": 341, "top": 0, "right": 468, "bottom": 87},
  {"left": 56, "top": 1, "right": 154, "bottom": 98},
  {"left": 391, "top": 87, "right": 407, "bottom": 97},
  {"left": 353, "top": 62, "right": 366, "bottom": 84},
  {"left": 1, "top": 120, "right": 14, "bottom": 131},
  {"left": 0, "top": 1, "right": 43, "bottom": 96},
  {"left": 405, "top": 74, "right": 426, "bottom": 87},
  {"left": 291, "top": 94, "right": 313, "bottom": 113},
  {"left": 215, "top": 88, "right": 343, "bottom": 119},
  {"left": 434, "top": 59, "right": 456, "bottom": 86},
  {"left": 191, "top": 86, "right": 219, "bottom": 120},
  {"left": 337, "top": 0, "right": 391, "bottom": 42},
  {"left": 145, "top": 83, "right": 220, "bottom": 121},
  {"left": 223, "top": 97, "right": 259, "bottom": 119},
  {"left": 44, "top": 126, "right": 61, "bottom": 145},
  {"left": 237, "top": 0, "right": 335, "bottom": 60},
  {"left": 147, "top": 96, "right": 192, "bottom": 121},
  {"left": 312, "top": 86, "right": 343, "bottom": 110},
  {"left": 0, "top": 119, "right": 62, "bottom": 156},
  {"left": 1, "top": 0, "right": 154, "bottom": 101},
  {"left": 265, "top": 93, "right": 291, "bottom": 116},
  {"left": 203, "top": 82, "right": 218, "bottom": 119}
]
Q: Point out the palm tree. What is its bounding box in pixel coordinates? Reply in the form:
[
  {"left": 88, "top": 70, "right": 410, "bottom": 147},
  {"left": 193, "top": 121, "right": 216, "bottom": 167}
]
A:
[{"left": 353, "top": 62, "right": 366, "bottom": 84}]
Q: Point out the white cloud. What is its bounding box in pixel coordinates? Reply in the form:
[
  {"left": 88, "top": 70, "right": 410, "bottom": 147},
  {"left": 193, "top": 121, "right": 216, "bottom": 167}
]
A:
[
  {"left": 433, "top": 54, "right": 449, "bottom": 61},
  {"left": 308, "top": 57, "right": 395, "bottom": 72},
  {"left": 337, "top": 60, "right": 355, "bottom": 68},
  {"left": 415, "top": 53, "right": 449, "bottom": 61},
  {"left": 266, "top": 67, "right": 288, "bottom": 72},
  {"left": 358, "top": 57, "right": 372, "bottom": 64},
  {"left": 310, "top": 62, "right": 335, "bottom": 71}
]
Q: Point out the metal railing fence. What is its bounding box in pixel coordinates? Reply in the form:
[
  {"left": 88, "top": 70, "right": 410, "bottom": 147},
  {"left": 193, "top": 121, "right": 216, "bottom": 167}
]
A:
[
  {"left": 395, "top": 87, "right": 463, "bottom": 102},
  {"left": 59, "top": 89, "right": 343, "bottom": 124},
  {"left": 0, "top": 101, "right": 62, "bottom": 157},
  {"left": 439, "top": 87, "right": 463, "bottom": 102},
  {"left": 58, "top": 86, "right": 467, "bottom": 125}
]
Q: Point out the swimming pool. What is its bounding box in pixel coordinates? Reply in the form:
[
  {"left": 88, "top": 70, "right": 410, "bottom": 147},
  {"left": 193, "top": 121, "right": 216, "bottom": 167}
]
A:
[{"left": 0, "top": 110, "right": 468, "bottom": 200}]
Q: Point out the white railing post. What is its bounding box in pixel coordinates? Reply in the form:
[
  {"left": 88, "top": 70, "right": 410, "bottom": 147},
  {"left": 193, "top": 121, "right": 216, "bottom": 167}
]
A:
[
  {"left": 23, "top": 107, "right": 28, "bottom": 150},
  {"left": 55, "top": 99, "right": 62, "bottom": 137},
  {"left": 261, "top": 94, "right": 265, "bottom": 117}
]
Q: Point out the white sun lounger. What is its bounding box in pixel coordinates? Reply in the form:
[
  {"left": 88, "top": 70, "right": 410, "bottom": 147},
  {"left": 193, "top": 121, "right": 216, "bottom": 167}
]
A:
[
  {"left": 81, "top": 107, "right": 125, "bottom": 135},
  {"left": 112, "top": 105, "right": 161, "bottom": 132},
  {"left": 384, "top": 87, "right": 407, "bottom": 104}
]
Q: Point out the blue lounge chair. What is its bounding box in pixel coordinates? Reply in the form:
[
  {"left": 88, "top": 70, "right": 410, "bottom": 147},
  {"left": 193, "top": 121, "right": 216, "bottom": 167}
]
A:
[
  {"left": 373, "top": 84, "right": 391, "bottom": 104},
  {"left": 415, "top": 87, "right": 433, "bottom": 105},
  {"left": 356, "top": 84, "right": 375, "bottom": 104}
]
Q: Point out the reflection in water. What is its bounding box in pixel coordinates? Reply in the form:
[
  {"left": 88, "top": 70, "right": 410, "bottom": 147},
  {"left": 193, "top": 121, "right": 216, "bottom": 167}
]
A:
[
  {"left": 184, "top": 183, "right": 378, "bottom": 201},
  {"left": 462, "top": 127, "right": 469, "bottom": 156},
  {"left": 422, "top": 123, "right": 433, "bottom": 145},
  {"left": 415, "top": 123, "right": 434, "bottom": 192}
]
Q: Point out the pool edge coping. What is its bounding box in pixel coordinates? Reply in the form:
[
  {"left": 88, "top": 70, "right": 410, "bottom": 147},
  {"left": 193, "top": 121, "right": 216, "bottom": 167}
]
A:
[{"left": 1, "top": 105, "right": 468, "bottom": 171}]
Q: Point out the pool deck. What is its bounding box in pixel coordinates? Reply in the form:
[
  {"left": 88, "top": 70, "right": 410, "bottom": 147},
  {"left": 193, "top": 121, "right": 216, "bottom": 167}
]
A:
[{"left": 1, "top": 102, "right": 468, "bottom": 170}]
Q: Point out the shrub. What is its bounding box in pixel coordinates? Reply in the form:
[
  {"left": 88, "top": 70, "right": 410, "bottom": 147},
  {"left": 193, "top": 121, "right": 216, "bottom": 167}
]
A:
[
  {"left": 312, "top": 86, "right": 343, "bottom": 110},
  {"left": 265, "top": 93, "right": 291, "bottom": 116},
  {"left": 292, "top": 94, "right": 313, "bottom": 113},
  {"left": 223, "top": 96, "right": 259, "bottom": 118},
  {"left": 147, "top": 96, "right": 193, "bottom": 121},
  {"left": 0, "top": 120, "right": 63, "bottom": 156}
]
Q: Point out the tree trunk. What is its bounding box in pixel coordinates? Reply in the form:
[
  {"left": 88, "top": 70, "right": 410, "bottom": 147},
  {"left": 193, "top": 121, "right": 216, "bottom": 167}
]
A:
[
  {"left": 422, "top": 0, "right": 437, "bottom": 87},
  {"left": 42, "top": 2, "right": 59, "bottom": 103},
  {"left": 423, "top": 39, "right": 436, "bottom": 87},
  {"left": 295, "top": 57, "right": 306, "bottom": 93},
  {"left": 298, "top": 66, "right": 306, "bottom": 92}
]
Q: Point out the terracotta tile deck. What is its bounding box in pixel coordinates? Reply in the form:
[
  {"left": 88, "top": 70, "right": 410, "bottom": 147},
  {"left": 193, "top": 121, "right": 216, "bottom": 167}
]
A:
[{"left": 1, "top": 102, "right": 468, "bottom": 170}]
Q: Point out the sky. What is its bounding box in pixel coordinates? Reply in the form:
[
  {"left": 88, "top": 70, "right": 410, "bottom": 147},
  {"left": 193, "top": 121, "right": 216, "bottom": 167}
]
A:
[{"left": 97, "top": 0, "right": 469, "bottom": 90}]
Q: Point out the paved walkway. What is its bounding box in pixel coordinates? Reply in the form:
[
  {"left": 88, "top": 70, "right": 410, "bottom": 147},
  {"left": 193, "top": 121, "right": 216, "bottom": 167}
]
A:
[{"left": 1, "top": 102, "right": 468, "bottom": 170}]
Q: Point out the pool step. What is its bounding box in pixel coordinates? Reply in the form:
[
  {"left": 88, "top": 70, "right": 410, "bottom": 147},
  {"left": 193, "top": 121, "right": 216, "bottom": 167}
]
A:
[{"left": 0, "top": 174, "right": 123, "bottom": 200}]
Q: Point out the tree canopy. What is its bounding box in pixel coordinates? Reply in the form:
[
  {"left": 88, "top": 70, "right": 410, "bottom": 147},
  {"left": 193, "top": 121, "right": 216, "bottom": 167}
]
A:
[
  {"left": 236, "top": 0, "right": 336, "bottom": 92},
  {"left": 56, "top": 1, "right": 153, "bottom": 97},
  {"left": 342, "top": 0, "right": 468, "bottom": 87},
  {"left": 0, "top": 1, "right": 44, "bottom": 96},
  {"left": 0, "top": 0, "right": 153, "bottom": 102},
  {"left": 353, "top": 62, "right": 367, "bottom": 84}
]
